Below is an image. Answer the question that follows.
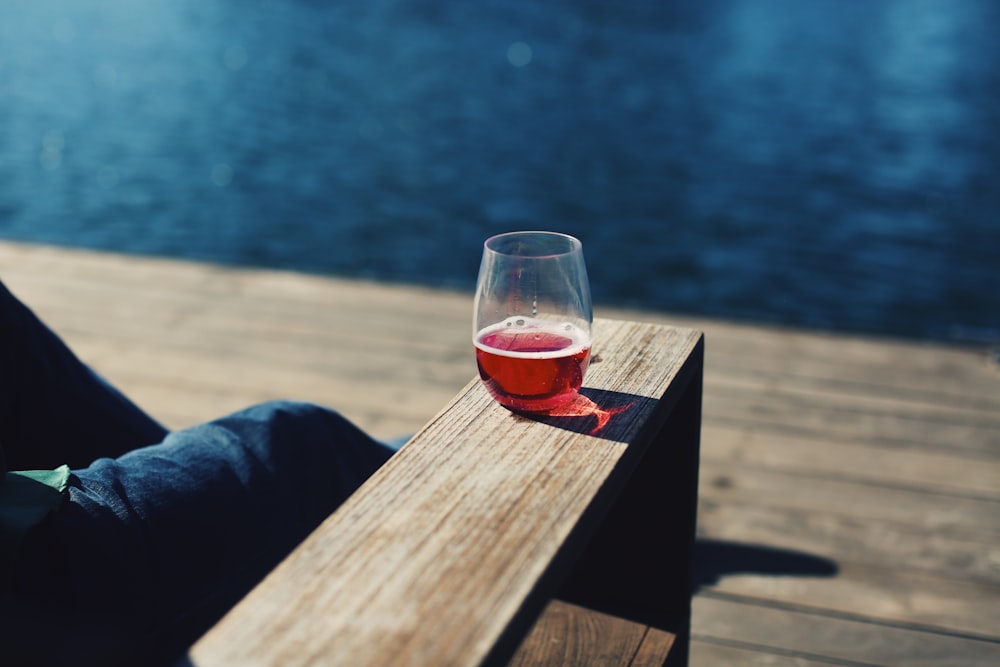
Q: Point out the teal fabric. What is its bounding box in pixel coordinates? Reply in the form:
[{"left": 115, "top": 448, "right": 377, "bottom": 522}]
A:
[{"left": 0, "top": 465, "right": 70, "bottom": 567}]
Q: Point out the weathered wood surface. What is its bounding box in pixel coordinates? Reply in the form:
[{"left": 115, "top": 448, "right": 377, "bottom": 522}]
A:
[
  {"left": 2, "top": 240, "right": 999, "bottom": 665},
  {"left": 187, "top": 318, "right": 702, "bottom": 666},
  {"left": 509, "top": 600, "right": 676, "bottom": 667}
]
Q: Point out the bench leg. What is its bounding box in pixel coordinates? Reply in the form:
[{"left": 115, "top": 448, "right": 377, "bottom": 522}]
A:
[{"left": 557, "top": 347, "right": 703, "bottom": 667}]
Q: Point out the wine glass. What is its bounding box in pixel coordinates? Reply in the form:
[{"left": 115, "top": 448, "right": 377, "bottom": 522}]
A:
[{"left": 473, "top": 231, "right": 593, "bottom": 412}]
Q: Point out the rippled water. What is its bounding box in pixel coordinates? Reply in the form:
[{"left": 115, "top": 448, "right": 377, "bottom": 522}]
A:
[{"left": 2, "top": 0, "right": 998, "bottom": 342}]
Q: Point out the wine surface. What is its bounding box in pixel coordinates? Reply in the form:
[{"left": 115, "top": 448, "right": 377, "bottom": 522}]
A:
[{"left": 474, "top": 318, "right": 591, "bottom": 412}]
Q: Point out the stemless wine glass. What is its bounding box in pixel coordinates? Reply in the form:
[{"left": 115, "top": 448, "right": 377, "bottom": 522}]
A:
[{"left": 473, "top": 231, "right": 593, "bottom": 412}]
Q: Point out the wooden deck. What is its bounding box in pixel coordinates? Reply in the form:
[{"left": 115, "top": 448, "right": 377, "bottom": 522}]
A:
[{"left": 2, "top": 240, "right": 998, "bottom": 666}]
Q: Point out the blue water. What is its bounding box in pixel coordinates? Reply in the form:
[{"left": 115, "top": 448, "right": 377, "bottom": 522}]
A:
[{"left": 2, "top": 0, "right": 998, "bottom": 343}]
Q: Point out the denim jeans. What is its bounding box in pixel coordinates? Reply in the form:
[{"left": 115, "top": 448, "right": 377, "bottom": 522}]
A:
[{"left": 0, "top": 281, "right": 393, "bottom": 665}]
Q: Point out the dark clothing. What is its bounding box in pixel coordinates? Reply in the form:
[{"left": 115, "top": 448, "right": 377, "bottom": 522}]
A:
[{"left": 0, "top": 280, "right": 392, "bottom": 665}]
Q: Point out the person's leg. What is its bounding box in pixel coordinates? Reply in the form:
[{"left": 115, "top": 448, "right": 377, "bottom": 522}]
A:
[
  {"left": 0, "top": 280, "right": 168, "bottom": 470},
  {"left": 4, "top": 400, "right": 393, "bottom": 666}
]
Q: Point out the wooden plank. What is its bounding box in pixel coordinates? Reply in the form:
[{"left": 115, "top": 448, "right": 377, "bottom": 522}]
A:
[
  {"left": 690, "top": 640, "right": 847, "bottom": 667},
  {"left": 91, "top": 375, "right": 440, "bottom": 438},
  {"left": 186, "top": 320, "right": 703, "bottom": 666},
  {"left": 2, "top": 243, "right": 472, "bottom": 439},
  {"left": 689, "top": 317, "right": 993, "bottom": 384},
  {"left": 600, "top": 305, "right": 1000, "bottom": 406},
  {"left": 701, "top": 424, "right": 1000, "bottom": 498},
  {"left": 65, "top": 332, "right": 470, "bottom": 408},
  {"left": 702, "top": 336, "right": 995, "bottom": 397},
  {"left": 703, "top": 368, "right": 1000, "bottom": 437},
  {"left": 506, "top": 600, "right": 669, "bottom": 666},
  {"left": 692, "top": 594, "right": 1000, "bottom": 667},
  {"left": 703, "top": 388, "right": 999, "bottom": 458},
  {"left": 702, "top": 356, "right": 1000, "bottom": 417},
  {"left": 556, "top": 336, "right": 703, "bottom": 666},
  {"left": 631, "top": 628, "right": 678, "bottom": 667},
  {"left": 699, "top": 461, "right": 999, "bottom": 540},
  {"left": 697, "top": 503, "right": 1000, "bottom": 586},
  {"left": 693, "top": 535, "right": 1000, "bottom": 639},
  {"left": 32, "top": 332, "right": 466, "bottom": 438},
  {"left": 10, "top": 262, "right": 471, "bottom": 368},
  {"left": 21, "top": 278, "right": 473, "bottom": 354}
]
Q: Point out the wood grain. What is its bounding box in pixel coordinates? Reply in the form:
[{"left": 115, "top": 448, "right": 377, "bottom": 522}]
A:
[
  {"left": 507, "top": 600, "right": 668, "bottom": 666},
  {"left": 186, "top": 319, "right": 702, "bottom": 666}
]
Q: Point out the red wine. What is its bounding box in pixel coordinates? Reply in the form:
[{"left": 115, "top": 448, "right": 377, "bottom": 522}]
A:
[{"left": 475, "top": 318, "right": 591, "bottom": 412}]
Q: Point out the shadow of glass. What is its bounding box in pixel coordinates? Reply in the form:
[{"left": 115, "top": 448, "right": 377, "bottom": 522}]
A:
[
  {"left": 693, "top": 538, "right": 839, "bottom": 592},
  {"left": 513, "top": 388, "right": 658, "bottom": 441}
]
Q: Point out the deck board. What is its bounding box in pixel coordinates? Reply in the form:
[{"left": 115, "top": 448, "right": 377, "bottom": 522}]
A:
[
  {"left": 2, "top": 240, "right": 998, "bottom": 666},
  {"left": 692, "top": 594, "right": 1000, "bottom": 667}
]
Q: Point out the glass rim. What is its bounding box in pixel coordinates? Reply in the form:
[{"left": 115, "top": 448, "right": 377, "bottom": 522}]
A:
[{"left": 483, "top": 231, "right": 582, "bottom": 258}]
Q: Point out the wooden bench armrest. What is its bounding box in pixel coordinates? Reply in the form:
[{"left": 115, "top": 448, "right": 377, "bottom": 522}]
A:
[{"left": 185, "top": 318, "right": 704, "bottom": 666}]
